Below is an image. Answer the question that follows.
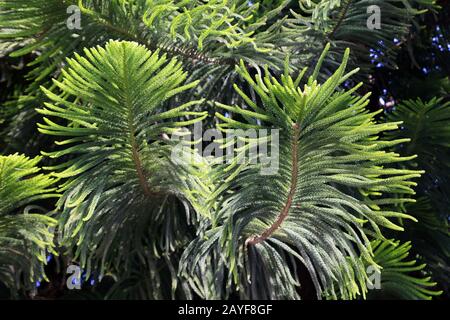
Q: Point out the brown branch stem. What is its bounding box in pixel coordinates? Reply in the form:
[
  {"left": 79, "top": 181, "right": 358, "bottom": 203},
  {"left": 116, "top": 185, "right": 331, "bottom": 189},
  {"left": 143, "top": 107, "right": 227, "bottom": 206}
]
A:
[{"left": 246, "top": 123, "right": 300, "bottom": 246}]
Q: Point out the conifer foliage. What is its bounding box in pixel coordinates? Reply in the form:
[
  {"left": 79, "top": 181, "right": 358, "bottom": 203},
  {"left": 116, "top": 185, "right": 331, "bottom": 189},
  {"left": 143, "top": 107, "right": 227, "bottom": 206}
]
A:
[{"left": 0, "top": 0, "right": 448, "bottom": 300}]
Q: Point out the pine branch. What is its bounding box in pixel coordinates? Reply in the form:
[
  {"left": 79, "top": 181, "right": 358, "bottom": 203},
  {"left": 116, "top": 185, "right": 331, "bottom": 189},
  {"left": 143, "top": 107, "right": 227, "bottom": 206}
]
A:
[
  {"left": 0, "top": 154, "right": 57, "bottom": 297},
  {"left": 327, "top": 0, "right": 353, "bottom": 40},
  {"left": 246, "top": 123, "right": 300, "bottom": 246}
]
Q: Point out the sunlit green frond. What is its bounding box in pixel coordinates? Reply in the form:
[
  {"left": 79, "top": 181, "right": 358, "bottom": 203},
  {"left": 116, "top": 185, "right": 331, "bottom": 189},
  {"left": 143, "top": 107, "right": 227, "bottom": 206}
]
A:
[{"left": 0, "top": 154, "right": 57, "bottom": 297}]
